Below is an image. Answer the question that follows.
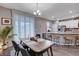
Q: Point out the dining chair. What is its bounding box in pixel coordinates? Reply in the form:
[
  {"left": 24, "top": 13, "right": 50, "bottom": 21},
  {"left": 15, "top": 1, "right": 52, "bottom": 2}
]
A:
[
  {"left": 12, "top": 41, "right": 21, "bottom": 56},
  {"left": 20, "top": 40, "right": 37, "bottom": 56},
  {"left": 20, "top": 40, "right": 28, "bottom": 49},
  {"left": 20, "top": 47, "right": 30, "bottom": 56}
]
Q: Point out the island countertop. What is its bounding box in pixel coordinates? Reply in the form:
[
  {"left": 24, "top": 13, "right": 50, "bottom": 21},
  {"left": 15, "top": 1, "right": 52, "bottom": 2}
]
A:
[{"left": 43, "top": 32, "right": 79, "bottom": 35}]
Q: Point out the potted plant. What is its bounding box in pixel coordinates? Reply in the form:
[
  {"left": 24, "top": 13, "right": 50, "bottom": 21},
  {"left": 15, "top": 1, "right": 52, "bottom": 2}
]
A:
[{"left": 0, "top": 26, "right": 12, "bottom": 49}]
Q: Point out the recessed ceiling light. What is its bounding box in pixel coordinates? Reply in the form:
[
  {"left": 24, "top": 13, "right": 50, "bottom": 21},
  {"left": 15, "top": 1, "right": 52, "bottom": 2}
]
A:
[
  {"left": 72, "top": 16, "right": 75, "bottom": 18},
  {"left": 69, "top": 10, "right": 73, "bottom": 13},
  {"left": 52, "top": 16, "right": 54, "bottom": 18}
]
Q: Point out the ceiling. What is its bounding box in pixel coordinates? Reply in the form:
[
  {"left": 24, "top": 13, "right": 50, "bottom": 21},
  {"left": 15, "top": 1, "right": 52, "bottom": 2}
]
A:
[{"left": 0, "top": 3, "right": 79, "bottom": 21}]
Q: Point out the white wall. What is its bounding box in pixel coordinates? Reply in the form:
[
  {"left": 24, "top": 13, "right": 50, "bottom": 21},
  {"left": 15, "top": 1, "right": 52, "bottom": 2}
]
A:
[
  {"left": 35, "top": 17, "right": 47, "bottom": 34},
  {"left": 0, "top": 6, "right": 11, "bottom": 47},
  {"left": 52, "top": 21, "right": 59, "bottom": 32},
  {"left": 0, "top": 6, "right": 11, "bottom": 30},
  {"left": 35, "top": 17, "right": 54, "bottom": 34}
]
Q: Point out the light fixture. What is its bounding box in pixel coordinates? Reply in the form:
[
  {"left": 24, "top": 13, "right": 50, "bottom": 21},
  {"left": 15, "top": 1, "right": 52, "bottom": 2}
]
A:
[
  {"left": 72, "top": 15, "right": 75, "bottom": 18},
  {"left": 69, "top": 10, "right": 73, "bottom": 13},
  {"left": 33, "top": 3, "right": 41, "bottom": 16},
  {"left": 52, "top": 16, "right": 54, "bottom": 18}
]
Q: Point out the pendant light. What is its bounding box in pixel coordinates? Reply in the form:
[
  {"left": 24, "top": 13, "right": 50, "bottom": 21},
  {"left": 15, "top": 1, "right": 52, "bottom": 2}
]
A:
[{"left": 33, "top": 3, "right": 41, "bottom": 16}]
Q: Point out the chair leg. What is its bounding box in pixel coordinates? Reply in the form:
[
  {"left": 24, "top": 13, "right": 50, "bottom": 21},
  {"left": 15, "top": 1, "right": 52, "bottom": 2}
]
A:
[
  {"left": 75, "top": 40, "right": 78, "bottom": 48},
  {"left": 17, "top": 51, "right": 19, "bottom": 56},
  {"left": 53, "top": 39, "right": 58, "bottom": 45},
  {"left": 65, "top": 39, "right": 70, "bottom": 48},
  {"left": 68, "top": 40, "right": 70, "bottom": 48},
  {"left": 47, "top": 49, "right": 49, "bottom": 56},
  {"left": 15, "top": 51, "right": 17, "bottom": 55}
]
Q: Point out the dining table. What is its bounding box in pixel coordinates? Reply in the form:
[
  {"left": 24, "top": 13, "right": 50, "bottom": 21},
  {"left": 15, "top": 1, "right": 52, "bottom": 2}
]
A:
[{"left": 22, "top": 38, "right": 53, "bottom": 56}]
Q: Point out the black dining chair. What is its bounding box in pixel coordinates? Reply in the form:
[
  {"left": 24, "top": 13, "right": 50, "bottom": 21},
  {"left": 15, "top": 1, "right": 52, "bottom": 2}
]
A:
[
  {"left": 20, "top": 47, "right": 30, "bottom": 56},
  {"left": 20, "top": 40, "right": 30, "bottom": 51},
  {"left": 12, "top": 41, "right": 21, "bottom": 56}
]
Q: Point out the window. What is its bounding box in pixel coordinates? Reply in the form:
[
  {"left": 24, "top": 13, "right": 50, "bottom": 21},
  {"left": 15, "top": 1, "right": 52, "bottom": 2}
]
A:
[{"left": 12, "top": 12, "right": 35, "bottom": 43}]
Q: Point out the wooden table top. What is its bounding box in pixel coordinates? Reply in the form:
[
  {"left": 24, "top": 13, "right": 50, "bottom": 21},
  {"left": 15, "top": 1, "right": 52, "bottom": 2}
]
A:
[{"left": 22, "top": 38, "right": 53, "bottom": 53}]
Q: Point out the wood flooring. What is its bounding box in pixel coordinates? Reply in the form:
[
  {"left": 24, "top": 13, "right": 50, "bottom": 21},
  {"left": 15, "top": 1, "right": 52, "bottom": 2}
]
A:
[{"left": 1, "top": 45, "right": 79, "bottom": 56}]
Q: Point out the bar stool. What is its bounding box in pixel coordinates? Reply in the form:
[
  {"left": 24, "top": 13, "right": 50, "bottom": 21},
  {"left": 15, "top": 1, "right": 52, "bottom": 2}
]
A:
[
  {"left": 64, "top": 35, "right": 76, "bottom": 47},
  {"left": 47, "top": 34, "right": 52, "bottom": 41},
  {"left": 52, "top": 35, "right": 60, "bottom": 45},
  {"left": 75, "top": 36, "right": 79, "bottom": 48},
  {"left": 64, "top": 37, "right": 72, "bottom": 47}
]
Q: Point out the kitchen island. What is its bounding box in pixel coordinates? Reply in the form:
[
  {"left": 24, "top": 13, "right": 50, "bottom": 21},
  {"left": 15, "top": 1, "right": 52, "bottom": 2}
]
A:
[{"left": 42, "top": 32, "right": 79, "bottom": 45}]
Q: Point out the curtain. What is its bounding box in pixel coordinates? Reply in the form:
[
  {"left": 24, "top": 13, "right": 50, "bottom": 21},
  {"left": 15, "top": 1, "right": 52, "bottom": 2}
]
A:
[{"left": 12, "top": 11, "right": 35, "bottom": 44}]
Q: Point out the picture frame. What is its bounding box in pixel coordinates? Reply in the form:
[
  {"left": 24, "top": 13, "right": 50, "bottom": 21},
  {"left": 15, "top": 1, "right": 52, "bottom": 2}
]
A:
[
  {"left": 78, "top": 23, "right": 79, "bottom": 27},
  {"left": 1, "top": 17, "right": 11, "bottom": 25}
]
